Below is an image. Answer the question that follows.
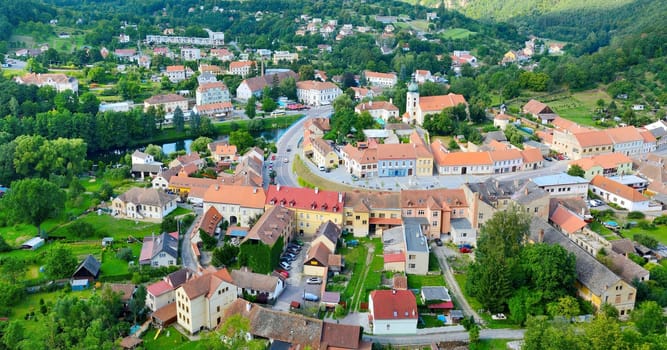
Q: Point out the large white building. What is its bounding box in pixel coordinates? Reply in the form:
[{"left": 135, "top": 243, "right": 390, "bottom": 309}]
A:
[
  {"left": 364, "top": 71, "right": 397, "bottom": 88},
  {"left": 164, "top": 65, "right": 195, "bottom": 83},
  {"left": 532, "top": 173, "right": 590, "bottom": 199},
  {"left": 354, "top": 101, "right": 399, "bottom": 122},
  {"left": 296, "top": 80, "right": 342, "bottom": 106},
  {"left": 14, "top": 73, "right": 79, "bottom": 93},
  {"left": 196, "top": 82, "right": 230, "bottom": 106},
  {"left": 175, "top": 268, "right": 237, "bottom": 334},
  {"left": 590, "top": 175, "right": 659, "bottom": 212}
]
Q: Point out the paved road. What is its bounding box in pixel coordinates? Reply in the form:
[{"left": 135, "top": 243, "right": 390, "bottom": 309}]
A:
[
  {"left": 431, "top": 245, "right": 484, "bottom": 325},
  {"left": 273, "top": 105, "right": 332, "bottom": 187},
  {"left": 180, "top": 206, "right": 202, "bottom": 272},
  {"left": 363, "top": 328, "right": 525, "bottom": 345}
]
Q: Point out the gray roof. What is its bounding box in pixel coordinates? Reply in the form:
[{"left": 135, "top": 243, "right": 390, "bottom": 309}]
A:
[
  {"left": 131, "top": 163, "right": 163, "bottom": 174},
  {"left": 608, "top": 251, "right": 649, "bottom": 283},
  {"left": 532, "top": 173, "right": 590, "bottom": 187},
  {"left": 117, "top": 187, "right": 177, "bottom": 207},
  {"left": 403, "top": 217, "right": 429, "bottom": 253},
  {"left": 74, "top": 254, "right": 101, "bottom": 277},
  {"left": 450, "top": 218, "right": 472, "bottom": 230},
  {"left": 529, "top": 217, "right": 625, "bottom": 296},
  {"left": 166, "top": 268, "right": 192, "bottom": 288},
  {"left": 231, "top": 269, "right": 280, "bottom": 293},
  {"left": 524, "top": 140, "right": 549, "bottom": 150},
  {"left": 147, "top": 232, "right": 179, "bottom": 260},
  {"left": 467, "top": 178, "right": 548, "bottom": 206},
  {"left": 421, "top": 286, "right": 451, "bottom": 301},
  {"left": 317, "top": 221, "right": 342, "bottom": 247},
  {"left": 484, "top": 130, "right": 507, "bottom": 143}
]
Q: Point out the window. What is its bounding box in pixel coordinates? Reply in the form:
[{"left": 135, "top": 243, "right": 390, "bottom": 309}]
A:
[
  {"left": 362, "top": 220, "right": 367, "bottom": 224},
  {"left": 432, "top": 221, "right": 438, "bottom": 226},
  {"left": 406, "top": 210, "right": 412, "bottom": 215},
  {"left": 432, "top": 212, "right": 438, "bottom": 217},
  {"left": 478, "top": 213, "right": 483, "bottom": 220},
  {"left": 356, "top": 215, "right": 360, "bottom": 220},
  {"left": 534, "top": 207, "right": 539, "bottom": 213},
  {"left": 462, "top": 233, "right": 467, "bottom": 237},
  {"left": 418, "top": 210, "right": 425, "bottom": 215},
  {"left": 408, "top": 254, "right": 416, "bottom": 260},
  {"left": 408, "top": 264, "right": 416, "bottom": 269}
]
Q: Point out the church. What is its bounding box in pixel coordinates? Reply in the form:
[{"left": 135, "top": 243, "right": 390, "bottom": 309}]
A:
[{"left": 404, "top": 80, "right": 468, "bottom": 125}]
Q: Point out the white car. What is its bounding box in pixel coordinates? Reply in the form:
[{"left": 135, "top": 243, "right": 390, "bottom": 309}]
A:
[{"left": 306, "top": 277, "right": 322, "bottom": 285}]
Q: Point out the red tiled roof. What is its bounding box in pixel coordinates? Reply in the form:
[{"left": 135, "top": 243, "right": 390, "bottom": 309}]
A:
[
  {"left": 427, "top": 301, "right": 454, "bottom": 309},
  {"left": 521, "top": 148, "right": 543, "bottom": 163},
  {"left": 433, "top": 150, "right": 493, "bottom": 166},
  {"left": 570, "top": 152, "right": 632, "bottom": 171},
  {"left": 369, "top": 217, "right": 402, "bottom": 225},
  {"left": 383, "top": 252, "right": 405, "bottom": 263},
  {"left": 489, "top": 149, "right": 522, "bottom": 162},
  {"left": 574, "top": 130, "right": 613, "bottom": 148},
  {"left": 523, "top": 99, "right": 550, "bottom": 115},
  {"left": 203, "top": 184, "right": 266, "bottom": 209},
  {"left": 370, "top": 289, "right": 418, "bottom": 320},
  {"left": 605, "top": 126, "right": 643, "bottom": 144},
  {"left": 550, "top": 206, "right": 587, "bottom": 234},
  {"left": 296, "top": 80, "right": 340, "bottom": 91},
  {"left": 265, "top": 185, "right": 343, "bottom": 213},
  {"left": 200, "top": 207, "right": 223, "bottom": 236},
  {"left": 147, "top": 280, "right": 173, "bottom": 297}
]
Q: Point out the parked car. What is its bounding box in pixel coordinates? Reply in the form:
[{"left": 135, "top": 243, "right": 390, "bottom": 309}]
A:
[
  {"left": 434, "top": 238, "right": 443, "bottom": 246},
  {"left": 303, "top": 293, "right": 319, "bottom": 302},
  {"left": 283, "top": 158, "right": 289, "bottom": 163},
  {"left": 306, "top": 277, "right": 322, "bottom": 285},
  {"left": 275, "top": 270, "right": 289, "bottom": 278},
  {"left": 286, "top": 147, "right": 292, "bottom": 152},
  {"left": 293, "top": 239, "right": 304, "bottom": 246},
  {"left": 279, "top": 262, "right": 291, "bottom": 270},
  {"left": 459, "top": 247, "right": 472, "bottom": 253}
]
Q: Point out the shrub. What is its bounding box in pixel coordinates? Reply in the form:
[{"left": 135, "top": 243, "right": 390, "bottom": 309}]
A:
[
  {"left": 635, "top": 234, "right": 659, "bottom": 249},
  {"left": 653, "top": 215, "right": 667, "bottom": 225},
  {"left": 627, "top": 211, "right": 646, "bottom": 220},
  {"left": 116, "top": 247, "right": 133, "bottom": 262}
]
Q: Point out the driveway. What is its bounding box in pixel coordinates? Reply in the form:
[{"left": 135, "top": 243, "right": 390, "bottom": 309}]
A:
[{"left": 431, "top": 244, "right": 484, "bottom": 325}]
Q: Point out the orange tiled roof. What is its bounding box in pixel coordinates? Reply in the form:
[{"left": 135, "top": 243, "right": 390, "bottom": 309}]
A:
[
  {"left": 590, "top": 175, "right": 647, "bottom": 202},
  {"left": 296, "top": 80, "right": 339, "bottom": 91},
  {"left": 370, "top": 290, "right": 417, "bottom": 320},
  {"left": 605, "top": 126, "right": 643, "bottom": 144},
  {"left": 364, "top": 71, "right": 397, "bottom": 80},
  {"left": 639, "top": 129, "right": 657, "bottom": 143},
  {"left": 203, "top": 184, "right": 266, "bottom": 209},
  {"left": 571, "top": 152, "right": 632, "bottom": 171},
  {"left": 434, "top": 151, "right": 492, "bottom": 166},
  {"left": 574, "top": 130, "right": 613, "bottom": 148},
  {"left": 489, "top": 149, "right": 522, "bottom": 162},
  {"left": 550, "top": 205, "right": 587, "bottom": 234},
  {"left": 419, "top": 93, "right": 467, "bottom": 112},
  {"left": 521, "top": 148, "right": 543, "bottom": 163},
  {"left": 196, "top": 82, "right": 228, "bottom": 92}
]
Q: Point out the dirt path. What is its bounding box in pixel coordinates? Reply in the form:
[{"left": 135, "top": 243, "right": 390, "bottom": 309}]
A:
[{"left": 432, "top": 245, "right": 485, "bottom": 325}]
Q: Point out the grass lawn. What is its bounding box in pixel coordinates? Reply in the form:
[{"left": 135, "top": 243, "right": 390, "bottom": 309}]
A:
[
  {"left": 52, "top": 214, "right": 162, "bottom": 241},
  {"left": 360, "top": 239, "right": 384, "bottom": 304},
  {"left": 441, "top": 28, "right": 476, "bottom": 39},
  {"left": 541, "top": 89, "right": 612, "bottom": 127},
  {"left": 408, "top": 274, "right": 446, "bottom": 289},
  {"left": 622, "top": 225, "right": 667, "bottom": 245},
  {"left": 409, "top": 20, "right": 430, "bottom": 32},
  {"left": 142, "top": 326, "right": 201, "bottom": 350},
  {"left": 418, "top": 314, "right": 446, "bottom": 328},
  {"left": 472, "top": 339, "right": 511, "bottom": 350},
  {"left": 453, "top": 273, "right": 482, "bottom": 312},
  {"left": 293, "top": 156, "right": 359, "bottom": 193},
  {"left": 340, "top": 242, "right": 370, "bottom": 309}
]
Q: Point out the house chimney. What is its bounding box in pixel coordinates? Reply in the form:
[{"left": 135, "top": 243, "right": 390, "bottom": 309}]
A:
[
  {"left": 392, "top": 289, "right": 396, "bottom": 294},
  {"left": 277, "top": 184, "right": 281, "bottom": 191},
  {"left": 215, "top": 184, "right": 219, "bottom": 191},
  {"left": 338, "top": 192, "right": 343, "bottom": 203},
  {"left": 369, "top": 100, "right": 373, "bottom": 107},
  {"left": 538, "top": 229, "right": 544, "bottom": 243},
  {"left": 253, "top": 187, "right": 257, "bottom": 194},
  {"left": 581, "top": 207, "right": 585, "bottom": 216},
  {"left": 246, "top": 302, "right": 252, "bottom": 312},
  {"left": 390, "top": 98, "right": 393, "bottom": 105},
  {"left": 315, "top": 187, "right": 319, "bottom": 194}
]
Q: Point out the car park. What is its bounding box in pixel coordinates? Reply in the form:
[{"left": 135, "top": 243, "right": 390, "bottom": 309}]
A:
[{"left": 306, "top": 277, "right": 322, "bottom": 285}]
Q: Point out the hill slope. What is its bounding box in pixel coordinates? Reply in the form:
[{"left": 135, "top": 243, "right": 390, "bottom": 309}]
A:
[{"left": 450, "top": 0, "right": 634, "bottom": 21}]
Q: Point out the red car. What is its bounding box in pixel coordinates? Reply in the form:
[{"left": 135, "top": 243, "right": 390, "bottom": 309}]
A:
[
  {"left": 275, "top": 269, "right": 289, "bottom": 278},
  {"left": 459, "top": 247, "right": 472, "bottom": 253},
  {"left": 271, "top": 154, "right": 276, "bottom": 161}
]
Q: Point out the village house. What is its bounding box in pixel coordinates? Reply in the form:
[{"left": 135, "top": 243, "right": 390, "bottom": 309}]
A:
[
  {"left": 146, "top": 268, "right": 193, "bottom": 312},
  {"left": 529, "top": 218, "right": 636, "bottom": 318},
  {"left": 175, "top": 268, "right": 237, "bottom": 334},
  {"left": 236, "top": 71, "right": 298, "bottom": 100},
  {"left": 369, "top": 289, "right": 418, "bottom": 335},
  {"left": 489, "top": 149, "right": 524, "bottom": 173},
  {"left": 340, "top": 144, "right": 378, "bottom": 179},
  {"left": 14, "top": 73, "right": 79, "bottom": 93},
  {"left": 242, "top": 205, "right": 292, "bottom": 245},
  {"left": 414, "top": 70, "right": 433, "bottom": 84},
  {"left": 405, "top": 80, "right": 467, "bottom": 125},
  {"left": 202, "top": 184, "right": 266, "bottom": 226},
  {"left": 112, "top": 187, "right": 178, "bottom": 220},
  {"left": 605, "top": 126, "right": 645, "bottom": 157},
  {"left": 228, "top": 61, "right": 254, "bottom": 77},
  {"left": 522, "top": 99, "right": 558, "bottom": 124},
  {"left": 296, "top": 80, "right": 343, "bottom": 106},
  {"left": 167, "top": 173, "right": 220, "bottom": 204},
  {"left": 401, "top": 188, "right": 469, "bottom": 240},
  {"left": 272, "top": 51, "right": 299, "bottom": 64},
  {"left": 164, "top": 65, "right": 195, "bottom": 83},
  {"left": 139, "top": 232, "right": 179, "bottom": 267},
  {"left": 532, "top": 173, "right": 590, "bottom": 199},
  {"left": 181, "top": 47, "right": 201, "bottom": 61},
  {"left": 209, "top": 48, "right": 235, "bottom": 61},
  {"left": 265, "top": 185, "right": 344, "bottom": 236},
  {"left": 230, "top": 269, "right": 285, "bottom": 303},
  {"left": 169, "top": 153, "right": 206, "bottom": 170},
  {"left": 143, "top": 93, "right": 188, "bottom": 113},
  {"left": 354, "top": 100, "right": 400, "bottom": 123},
  {"left": 311, "top": 138, "right": 339, "bottom": 170},
  {"left": 568, "top": 152, "right": 633, "bottom": 179},
  {"left": 493, "top": 113, "right": 512, "bottom": 130},
  {"left": 363, "top": 71, "right": 398, "bottom": 88},
  {"left": 343, "top": 190, "right": 401, "bottom": 237},
  {"left": 130, "top": 150, "right": 163, "bottom": 180},
  {"left": 589, "top": 175, "right": 659, "bottom": 212}
]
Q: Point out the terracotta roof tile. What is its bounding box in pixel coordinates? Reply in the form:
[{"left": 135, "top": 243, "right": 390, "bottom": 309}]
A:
[
  {"left": 265, "top": 185, "right": 343, "bottom": 213},
  {"left": 574, "top": 130, "right": 613, "bottom": 148},
  {"left": 521, "top": 148, "right": 543, "bottom": 163},
  {"left": 550, "top": 206, "right": 587, "bottom": 234},
  {"left": 605, "top": 126, "right": 643, "bottom": 144},
  {"left": 419, "top": 93, "right": 467, "bottom": 112},
  {"left": 203, "top": 184, "right": 266, "bottom": 209},
  {"left": 370, "top": 289, "right": 418, "bottom": 320},
  {"left": 590, "top": 175, "right": 647, "bottom": 202}
]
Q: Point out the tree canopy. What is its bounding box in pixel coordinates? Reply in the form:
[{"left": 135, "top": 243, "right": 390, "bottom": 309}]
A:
[{"left": 1, "top": 178, "right": 65, "bottom": 235}]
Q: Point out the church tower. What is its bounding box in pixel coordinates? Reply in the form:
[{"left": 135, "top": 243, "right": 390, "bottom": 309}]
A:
[{"left": 405, "top": 77, "right": 419, "bottom": 124}]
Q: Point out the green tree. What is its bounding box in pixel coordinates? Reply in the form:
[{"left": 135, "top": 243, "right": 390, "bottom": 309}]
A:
[
  {"left": 128, "top": 285, "right": 147, "bottom": 323},
  {"left": 520, "top": 243, "right": 576, "bottom": 302},
  {"left": 3, "top": 320, "right": 25, "bottom": 349},
  {"left": 2, "top": 178, "right": 65, "bottom": 235},
  {"left": 144, "top": 144, "right": 164, "bottom": 162},
  {"left": 245, "top": 95, "right": 257, "bottom": 119},
  {"left": 97, "top": 182, "right": 114, "bottom": 202},
  {"left": 547, "top": 296, "right": 580, "bottom": 319},
  {"left": 567, "top": 164, "right": 585, "bottom": 178},
  {"left": 299, "top": 65, "right": 315, "bottom": 81},
  {"left": 67, "top": 220, "right": 97, "bottom": 239},
  {"left": 212, "top": 243, "right": 240, "bottom": 267},
  {"left": 229, "top": 130, "right": 255, "bottom": 151},
  {"left": 173, "top": 106, "right": 185, "bottom": 132},
  {"left": 634, "top": 234, "right": 658, "bottom": 249},
  {"left": 44, "top": 245, "right": 78, "bottom": 279},
  {"left": 116, "top": 247, "right": 133, "bottom": 262},
  {"left": 191, "top": 136, "right": 213, "bottom": 154},
  {"left": 261, "top": 95, "right": 277, "bottom": 113},
  {"left": 199, "top": 229, "right": 219, "bottom": 251},
  {"left": 631, "top": 301, "right": 665, "bottom": 335},
  {"left": 1, "top": 257, "right": 26, "bottom": 284},
  {"left": 201, "top": 314, "right": 267, "bottom": 350}
]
